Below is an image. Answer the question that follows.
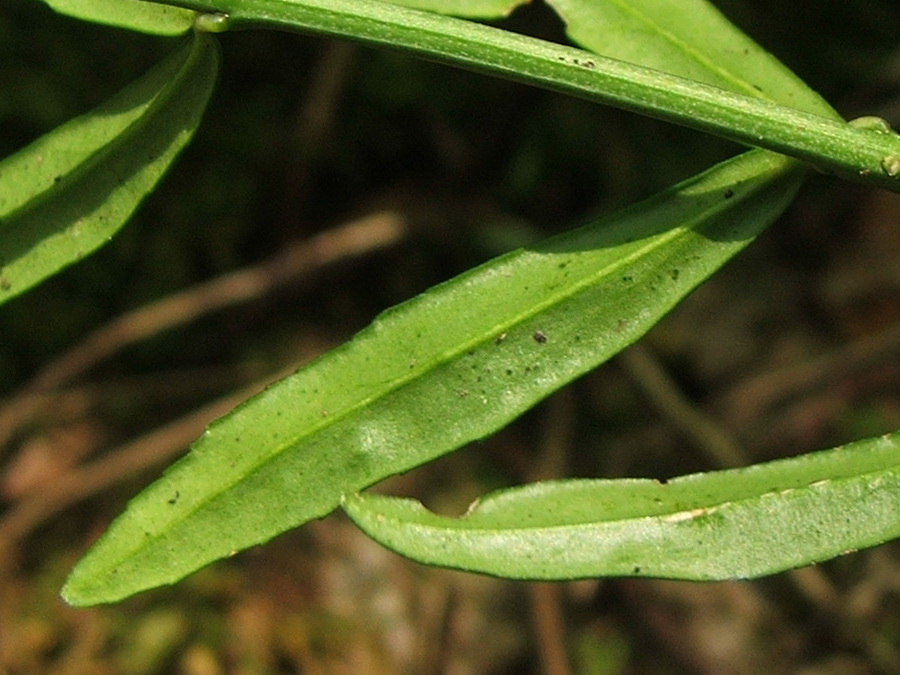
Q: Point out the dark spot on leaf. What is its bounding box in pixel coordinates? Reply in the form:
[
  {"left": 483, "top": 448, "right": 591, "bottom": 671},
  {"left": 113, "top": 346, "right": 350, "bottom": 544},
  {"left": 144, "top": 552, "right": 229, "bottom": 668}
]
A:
[
  {"left": 622, "top": 275, "right": 633, "bottom": 283},
  {"left": 167, "top": 491, "right": 180, "bottom": 505},
  {"left": 668, "top": 269, "right": 680, "bottom": 281},
  {"left": 533, "top": 331, "right": 547, "bottom": 344},
  {"left": 724, "top": 189, "right": 734, "bottom": 199},
  {"left": 633, "top": 566, "right": 641, "bottom": 574}
]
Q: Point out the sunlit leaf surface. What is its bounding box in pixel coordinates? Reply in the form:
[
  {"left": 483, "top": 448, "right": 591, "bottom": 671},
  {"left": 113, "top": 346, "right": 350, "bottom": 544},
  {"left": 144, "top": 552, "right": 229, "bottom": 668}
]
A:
[
  {"left": 63, "top": 149, "right": 802, "bottom": 605},
  {"left": 63, "top": 0, "right": 854, "bottom": 606},
  {"left": 546, "top": 0, "right": 837, "bottom": 117},
  {"left": 345, "top": 432, "right": 900, "bottom": 579},
  {"left": 39, "top": 0, "right": 195, "bottom": 35},
  {"left": 384, "top": 0, "right": 524, "bottom": 18},
  {"left": 0, "top": 35, "right": 218, "bottom": 304}
]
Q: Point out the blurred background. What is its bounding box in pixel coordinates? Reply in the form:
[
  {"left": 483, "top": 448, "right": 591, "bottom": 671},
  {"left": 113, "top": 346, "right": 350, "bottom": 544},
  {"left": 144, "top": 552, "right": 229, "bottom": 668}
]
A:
[{"left": 1, "top": 0, "right": 899, "bottom": 672}]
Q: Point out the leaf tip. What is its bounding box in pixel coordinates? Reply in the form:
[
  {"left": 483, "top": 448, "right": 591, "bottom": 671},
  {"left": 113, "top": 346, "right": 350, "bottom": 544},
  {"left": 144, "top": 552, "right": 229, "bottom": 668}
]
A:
[{"left": 60, "top": 574, "right": 99, "bottom": 608}]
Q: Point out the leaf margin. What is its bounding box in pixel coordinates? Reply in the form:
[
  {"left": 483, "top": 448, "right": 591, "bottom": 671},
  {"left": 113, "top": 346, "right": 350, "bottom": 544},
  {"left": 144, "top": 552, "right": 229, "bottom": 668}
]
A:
[
  {"left": 39, "top": 0, "right": 196, "bottom": 36},
  {"left": 0, "top": 33, "right": 219, "bottom": 305},
  {"left": 61, "top": 149, "right": 804, "bottom": 606},
  {"left": 343, "top": 431, "right": 900, "bottom": 580}
]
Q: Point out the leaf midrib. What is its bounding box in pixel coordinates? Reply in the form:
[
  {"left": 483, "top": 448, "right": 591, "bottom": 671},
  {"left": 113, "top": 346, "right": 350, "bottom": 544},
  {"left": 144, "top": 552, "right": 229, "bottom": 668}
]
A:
[
  {"left": 134, "top": 221, "right": 690, "bottom": 553},
  {"left": 603, "top": 0, "right": 772, "bottom": 102}
]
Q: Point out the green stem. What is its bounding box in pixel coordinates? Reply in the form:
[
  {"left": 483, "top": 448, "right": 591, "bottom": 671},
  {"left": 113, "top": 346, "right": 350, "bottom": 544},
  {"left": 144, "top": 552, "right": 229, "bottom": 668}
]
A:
[{"left": 173, "top": 0, "right": 900, "bottom": 193}]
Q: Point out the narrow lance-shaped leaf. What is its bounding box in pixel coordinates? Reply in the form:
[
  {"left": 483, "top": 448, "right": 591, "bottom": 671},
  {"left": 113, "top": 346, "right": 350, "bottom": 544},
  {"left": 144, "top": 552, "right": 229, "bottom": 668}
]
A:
[
  {"left": 39, "top": 0, "right": 195, "bottom": 36},
  {"left": 544, "top": 0, "right": 837, "bottom": 118},
  {"left": 62, "top": 149, "right": 804, "bottom": 606},
  {"left": 384, "top": 0, "right": 835, "bottom": 117},
  {"left": 161, "top": 0, "right": 900, "bottom": 192},
  {"left": 384, "top": 0, "right": 524, "bottom": 18},
  {"left": 344, "top": 432, "right": 900, "bottom": 580},
  {"left": 0, "top": 34, "right": 219, "bottom": 304},
  {"left": 63, "top": 0, "right": 815, "bottom": 604}
]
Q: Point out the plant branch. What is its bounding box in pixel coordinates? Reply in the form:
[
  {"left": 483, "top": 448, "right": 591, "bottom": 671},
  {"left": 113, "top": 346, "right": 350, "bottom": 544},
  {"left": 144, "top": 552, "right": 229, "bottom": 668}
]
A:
[{"left": 159, "top": 0, "right": 900, "bottom": 193}]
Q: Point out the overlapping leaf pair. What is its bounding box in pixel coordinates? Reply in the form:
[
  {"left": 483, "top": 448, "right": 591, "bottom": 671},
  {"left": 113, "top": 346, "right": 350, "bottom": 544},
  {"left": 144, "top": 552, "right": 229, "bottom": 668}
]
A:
[{"left": 6, "top": 0, "right": 897, "bottom": 606}]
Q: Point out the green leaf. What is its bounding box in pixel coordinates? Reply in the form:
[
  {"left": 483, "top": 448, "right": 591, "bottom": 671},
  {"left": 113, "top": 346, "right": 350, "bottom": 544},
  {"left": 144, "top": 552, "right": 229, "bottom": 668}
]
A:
[
  {"left": 384, "top": 0, "right": 834, "bottom": 117},
  {"left": 344, "top": 432, "right": 900, "bottom": 580},
  {"left": 383, "top": 0, "right": 834, "bottom": 118},
  {"left": 383, "top": 0, "right": 524, "bottom": 18},
  {"left": 163, "top": 0, "right": 900, "bottom": 192},
  {"left": 39, "top": 0, "right": 196, "bottom": 35},
  {"left": 545, "top": 0, "right": 836, "bottom": 117},
  {"left": 62, "top": 149, "right": 803, "bottom": 606},
  {"left": 0, "top": 35, "right": 219, "bottom": 304}
]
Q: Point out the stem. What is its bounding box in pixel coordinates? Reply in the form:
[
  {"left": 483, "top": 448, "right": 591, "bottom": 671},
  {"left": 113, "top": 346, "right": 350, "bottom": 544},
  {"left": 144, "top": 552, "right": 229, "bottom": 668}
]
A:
[{"left": 171, "top": 0, "right": 900, "bottom": 193}]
